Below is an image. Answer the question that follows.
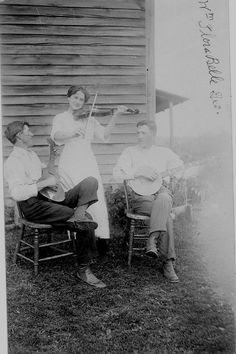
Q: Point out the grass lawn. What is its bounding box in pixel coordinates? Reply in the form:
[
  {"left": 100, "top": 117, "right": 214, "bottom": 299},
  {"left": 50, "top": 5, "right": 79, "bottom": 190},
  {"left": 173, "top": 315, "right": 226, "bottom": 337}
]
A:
[{"left": 5, "top": 212, "right": 235, "bottom": 354}]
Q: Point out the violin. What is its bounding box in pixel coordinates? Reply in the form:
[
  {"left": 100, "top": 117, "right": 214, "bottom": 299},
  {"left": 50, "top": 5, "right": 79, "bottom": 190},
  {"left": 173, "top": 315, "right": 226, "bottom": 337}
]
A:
[{"left": 73, "top": 106, "right": 139, "bottom": 120}]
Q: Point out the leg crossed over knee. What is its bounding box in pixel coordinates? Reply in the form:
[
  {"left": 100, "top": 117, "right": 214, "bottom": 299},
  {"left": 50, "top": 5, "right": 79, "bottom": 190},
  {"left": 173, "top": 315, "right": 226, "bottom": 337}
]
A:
[{"left": 83, "top": 176, "right": 98, "bottom": 189}]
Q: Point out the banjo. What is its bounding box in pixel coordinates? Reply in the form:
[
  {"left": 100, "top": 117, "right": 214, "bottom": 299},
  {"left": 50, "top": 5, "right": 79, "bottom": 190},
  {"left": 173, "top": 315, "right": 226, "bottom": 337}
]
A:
[
  {"left": 128, "top": 164, "right": 195, "bottom": 196},
  {"left": 39, "top": 138, "right": 65, "bottom": 202}
]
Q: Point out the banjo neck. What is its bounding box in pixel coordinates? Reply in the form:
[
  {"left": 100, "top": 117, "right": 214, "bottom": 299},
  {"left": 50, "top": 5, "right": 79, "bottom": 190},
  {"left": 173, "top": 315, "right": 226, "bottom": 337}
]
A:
[
  {"left": 39, "top": 138, "right": 65, "bottom": 202},
  {"left": 47, "top": 138, "right": 57, "bottom": 176}
]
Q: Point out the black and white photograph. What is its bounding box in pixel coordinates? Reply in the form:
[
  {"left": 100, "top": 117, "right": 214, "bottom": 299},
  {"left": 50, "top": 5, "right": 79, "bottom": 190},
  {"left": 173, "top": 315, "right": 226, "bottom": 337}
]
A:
[{"left": 0, "top": 0, "right": 235, "bottom": 353}]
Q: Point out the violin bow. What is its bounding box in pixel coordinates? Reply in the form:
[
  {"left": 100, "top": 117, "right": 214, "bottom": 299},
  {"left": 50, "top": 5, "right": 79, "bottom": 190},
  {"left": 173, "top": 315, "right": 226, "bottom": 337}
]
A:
[{"left": 85, "top": 91, "right": 98, "bottom": 139}]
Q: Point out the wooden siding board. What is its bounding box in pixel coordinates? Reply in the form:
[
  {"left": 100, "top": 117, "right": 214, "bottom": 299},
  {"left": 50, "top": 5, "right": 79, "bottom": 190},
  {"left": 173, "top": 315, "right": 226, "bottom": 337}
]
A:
[
  {"left": 2, "top": 54, "right": 145, "bottom": 66},
  {"left": 2, "top": 84, "right": 146, "bottom": 95},
  {"left": 1, "top": 36, "right": 145, "bottom": 46},
  {"left": 0, "top": 5, "right": 144, "bottom": 18},
  {"left": 0, "top": 25, "right": 145, "bottom": 36},
  {"left": 1, "top": 15, "right": 145, "bottom": 27},
  {"left": 2, "top": 65, "right": 145, "bottom": 76},
  {"left": 2, "top": 44, "right": 144, "bottom": 56},
  {"left": 1, "top": 75, "right": 146, "bottom": 86},
  {"left": 2, "top": 0, "right": 144, "bottom": 10}
]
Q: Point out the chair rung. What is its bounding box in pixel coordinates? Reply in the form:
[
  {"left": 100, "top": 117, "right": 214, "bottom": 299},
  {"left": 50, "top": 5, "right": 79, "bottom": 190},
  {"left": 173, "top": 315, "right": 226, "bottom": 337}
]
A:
[
  {"left": 133, "top": 235, "right": 148, "bottom": 239},
  {"left": 19, "top": 246, "right": 33, "bottom": 252},
  {"left": 133, "top": 247, "right": 146, "bottom": 251},
  {"left": 49, "top": 246, "right": 73, "bottom": 254},
  {"left": 39, "top": 252, "right": 74, "bottom": 262},
  {"left": 20, "top": 240, "right": 34, "bottom": 248},
  {"left": 39, "top": 239, "right": 72, "bottom": 248},
  {"left": 16, "top": 253, "right": 34, "bottom": 263}
]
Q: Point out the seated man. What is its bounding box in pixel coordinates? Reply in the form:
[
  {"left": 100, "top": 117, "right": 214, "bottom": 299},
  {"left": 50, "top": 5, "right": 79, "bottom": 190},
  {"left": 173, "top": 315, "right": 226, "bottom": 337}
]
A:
[
  {"left": 4, "top": 120, "right": 106, "bottom": 288},
  {"left": 113, "top": 120, "right": 184, "bottom": 283}
]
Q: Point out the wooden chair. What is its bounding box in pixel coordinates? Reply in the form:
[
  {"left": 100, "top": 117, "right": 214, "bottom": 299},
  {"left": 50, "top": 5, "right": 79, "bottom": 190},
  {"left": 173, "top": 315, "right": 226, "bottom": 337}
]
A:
[
  {"left": 14, "top": 203, "right": 77, "bottom": 276},
  {"left": 123, "top": 180, "right": 150, "bottom": 267}
]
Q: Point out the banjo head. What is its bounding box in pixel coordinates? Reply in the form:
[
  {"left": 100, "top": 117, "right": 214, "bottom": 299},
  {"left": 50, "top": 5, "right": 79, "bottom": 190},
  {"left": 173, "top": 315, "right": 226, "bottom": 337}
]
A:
[{"left": 129, "top": 176, "right": 163, "bottom": 196}]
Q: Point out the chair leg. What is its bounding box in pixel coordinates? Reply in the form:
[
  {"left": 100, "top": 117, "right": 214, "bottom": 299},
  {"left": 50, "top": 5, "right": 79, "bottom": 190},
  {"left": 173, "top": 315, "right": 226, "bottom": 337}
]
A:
[
  {"left": 70, "top": 231, "right": 77, "bottom": 253},
  {"left": 128, "top": 220, "right": 135, "bottom": 268},
  {"left": 69, "top": 231, "right": 78, "bottom": 266},
  {"left": 14, "top": 224, "right": 25, "bottom": 263},
  {"left": 34, "top": 229, "right": 39, "bottom": 276}
]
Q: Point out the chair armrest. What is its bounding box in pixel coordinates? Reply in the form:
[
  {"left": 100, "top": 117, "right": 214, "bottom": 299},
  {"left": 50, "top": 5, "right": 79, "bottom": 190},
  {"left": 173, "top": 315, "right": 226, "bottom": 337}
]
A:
[{"left": 126, "top": 211, "right": 150, "bottom": 221}]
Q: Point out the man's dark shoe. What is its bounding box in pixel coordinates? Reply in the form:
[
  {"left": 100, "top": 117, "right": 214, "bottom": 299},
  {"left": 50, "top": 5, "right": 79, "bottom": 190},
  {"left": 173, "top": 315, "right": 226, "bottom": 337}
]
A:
[
  {"left": 67, "top": 215, "right": 98, "bottom": 230},
  {"left": 76, "top": 267, "right": 106, "bottom": 288},
  {"left": 146, "top": 232, "right": 159, "bottom": 258},
  {"left": 163, "top": 259, "right": 179, "bottom": 283},
  {"left": 145, "top": 249, "right": 159, "bottom": 258}
]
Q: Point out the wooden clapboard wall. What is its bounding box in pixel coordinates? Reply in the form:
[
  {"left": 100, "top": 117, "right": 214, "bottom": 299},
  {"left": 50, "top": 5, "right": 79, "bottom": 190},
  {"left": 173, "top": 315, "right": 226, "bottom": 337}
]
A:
[{"left": 0, "top": 0, "right": 155, "bottom": 205}]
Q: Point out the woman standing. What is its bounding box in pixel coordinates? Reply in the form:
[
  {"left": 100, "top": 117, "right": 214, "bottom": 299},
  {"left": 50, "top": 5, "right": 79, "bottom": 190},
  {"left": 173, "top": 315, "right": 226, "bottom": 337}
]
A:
[{"left": 51, "top": 86, "right": 126, "bottom": 244}]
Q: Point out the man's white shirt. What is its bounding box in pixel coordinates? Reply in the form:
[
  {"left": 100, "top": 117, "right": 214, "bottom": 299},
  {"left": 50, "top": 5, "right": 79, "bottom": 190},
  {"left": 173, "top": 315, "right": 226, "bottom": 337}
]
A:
[
  {"left": 4, "top": 146, "right": 44, "bottom": 201},
  {"left": 113, "top": 145, "right": 183, "bottom": 182}
]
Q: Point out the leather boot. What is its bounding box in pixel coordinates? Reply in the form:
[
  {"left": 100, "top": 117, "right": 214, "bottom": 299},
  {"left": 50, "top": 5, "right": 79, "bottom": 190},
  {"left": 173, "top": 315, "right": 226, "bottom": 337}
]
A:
[
  {"left": 76, "top": 265, "right": 106, "bottom": 288},
  {"left": 146, "top": 232, "right": 159, "bottom": 258},
  {"left": 67, "top": 211, "right": 98, "bottom": 230},
  {"left": 163, "top": 259, "right": 179, "bottom": 283}
]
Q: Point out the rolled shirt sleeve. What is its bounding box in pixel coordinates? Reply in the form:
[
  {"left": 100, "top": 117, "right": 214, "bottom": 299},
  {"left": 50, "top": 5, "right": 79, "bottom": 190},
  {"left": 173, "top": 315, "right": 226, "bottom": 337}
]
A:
[{"left": 4, "top": 158, "right": 38, "bottom": 201}]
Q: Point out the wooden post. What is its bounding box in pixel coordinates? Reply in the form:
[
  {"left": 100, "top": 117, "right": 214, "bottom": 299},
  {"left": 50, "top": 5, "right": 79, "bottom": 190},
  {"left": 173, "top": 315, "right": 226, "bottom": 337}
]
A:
[
  {"left": 145, "top": 0, "right": 156, "bottom": 121},
  {"left": 169, "top": 101, "right": 174, "bottom": 148}
]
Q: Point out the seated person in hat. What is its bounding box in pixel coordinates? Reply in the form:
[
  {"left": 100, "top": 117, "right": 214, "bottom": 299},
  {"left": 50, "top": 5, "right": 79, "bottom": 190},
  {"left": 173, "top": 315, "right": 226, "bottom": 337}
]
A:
[
  {"left": 113, "top": 120, "right": 184, "bottom": 283},
  {"left": 4, "top": 120, "right": 106, "bottom": 288}
]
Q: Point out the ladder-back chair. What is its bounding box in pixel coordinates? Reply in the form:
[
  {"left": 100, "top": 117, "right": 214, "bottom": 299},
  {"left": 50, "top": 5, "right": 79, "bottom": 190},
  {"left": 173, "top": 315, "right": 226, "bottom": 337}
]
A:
[
  {"left": 123, "top": 178, "right": 191, "bottom": 267},
  {"left": 14, "top": 203, "right": 76, "bottom": 276},
  {"left": 123, "top": 180, "right": 150, "bottom": 267}
]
